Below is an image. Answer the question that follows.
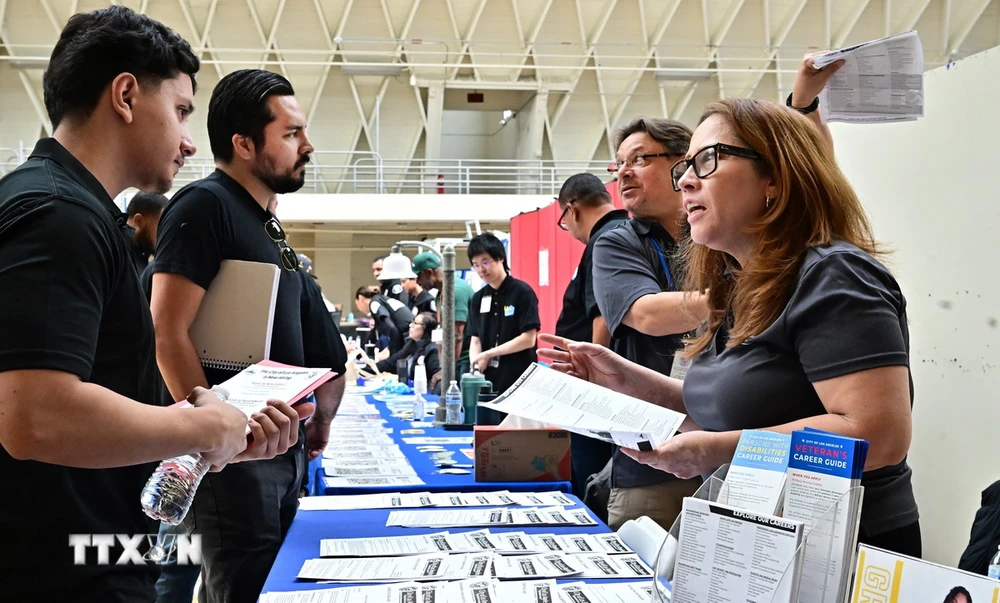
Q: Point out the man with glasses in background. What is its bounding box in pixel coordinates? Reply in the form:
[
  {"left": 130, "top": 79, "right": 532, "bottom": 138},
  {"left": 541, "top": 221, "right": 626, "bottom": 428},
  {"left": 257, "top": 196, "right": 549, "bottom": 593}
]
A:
[
  {"left": 590, "top": 117, "right": 709, "bottom": 532},
  {"left": 552, "top": 173, "right": 629, "bottom": 500},
  {"left": 466, "top": 233, "right": 540, "bottom": 422},
  {"left": 148, "top": 69, "right": 337, "bottom": 603}
]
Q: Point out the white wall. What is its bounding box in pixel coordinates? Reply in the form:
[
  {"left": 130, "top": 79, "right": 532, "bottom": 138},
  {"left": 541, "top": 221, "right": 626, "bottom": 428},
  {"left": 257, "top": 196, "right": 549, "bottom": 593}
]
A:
[{"left": 829, "top": 45, "right": 1000, "bottom": 566}]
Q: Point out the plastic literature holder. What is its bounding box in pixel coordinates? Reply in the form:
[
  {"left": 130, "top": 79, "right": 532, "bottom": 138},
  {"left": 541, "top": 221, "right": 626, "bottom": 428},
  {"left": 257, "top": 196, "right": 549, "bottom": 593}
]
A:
[
  {"left": 652, "top": 464, "right": 864, "bottom": 603},
  {"left": 769, "top": 485, "right": 864, "bottom": 603}
]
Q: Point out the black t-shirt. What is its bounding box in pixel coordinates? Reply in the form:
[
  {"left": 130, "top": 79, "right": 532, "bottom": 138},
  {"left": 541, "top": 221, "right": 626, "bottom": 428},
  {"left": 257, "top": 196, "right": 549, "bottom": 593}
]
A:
[
  {"left": 555, "top": 209, "right": 629, "bottom": 342},
  {"left": 299, "top": 273, "right": 348, "bottom": 379},
  {"left": 466, "top": 275, "right": 541, "bottom": 394},
  {"left": 0, "top": 139, "right": 161, "bottom": 601},
  {"left": 684, "top": 241, "right": 918, "bottom": 535},
  {"left": 592, "top": 218, "right": 686, "bottom": 489},
  {"left": 410, "top": 289, "right": 437, "bottom": 316},
  {"left": 152, "top": 169, "right": 305, "bottom": 384},
  {"left": 151, "top": 170, "right": 306, "bottom": 454},
  {"left": 370, "top": 294, "right": 414, "bottom": 355}
]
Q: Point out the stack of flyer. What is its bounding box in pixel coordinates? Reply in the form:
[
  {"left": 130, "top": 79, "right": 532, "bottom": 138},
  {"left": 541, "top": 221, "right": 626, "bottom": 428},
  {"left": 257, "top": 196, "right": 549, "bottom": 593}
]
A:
[
  {"left": 723, "top": 430, "right": 791, "bottom": 514},
  {"left": 783, "top": 429, "right": 867, "bottom": 603}
]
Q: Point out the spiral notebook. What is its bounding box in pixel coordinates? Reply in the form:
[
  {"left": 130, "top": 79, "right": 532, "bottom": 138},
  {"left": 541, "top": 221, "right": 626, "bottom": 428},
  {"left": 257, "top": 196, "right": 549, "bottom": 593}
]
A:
[{"left": 190, "top": 259, "right": 281, "bottom": 371}]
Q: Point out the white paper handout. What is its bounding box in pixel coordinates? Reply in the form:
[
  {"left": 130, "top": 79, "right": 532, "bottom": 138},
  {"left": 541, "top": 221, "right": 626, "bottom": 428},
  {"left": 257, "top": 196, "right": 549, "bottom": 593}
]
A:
[
  {"left": 323, "top": 475, "right": 425, "bottom": 489},
  {"left": 571, "top": 553, "right": 653, "bottom": 579},
  {"left": 320, "top": 532, "right": 456, "bottom": 557},
  {"left": 555, "top": 581, "right": 656, "bottom": 603},
  {"left": 210, "top": 362, "right": 332, "bottom": 423},
  {"left": 386, "top": 507, "right": 596, "bottom": 528},
  {"left": 297, "top": 553, "right": 493, "bottom": 582},
  {"left": 321, "top": 458, "right": 417, "bottom": 477},
  {"left": 813, "top": 31, "right": 924, "bottom": 123},
  {"left": 496, "top": 580, "right": 558, "bottom": 603},
  {"left": 492, "top": 553, "right": 582, "bottom": 579},
  {"left": 478, "top": 363, "right": 685, "bottom": 451},
  {"left": 402, "top": 437, "right": 473, "bottom": 445}
]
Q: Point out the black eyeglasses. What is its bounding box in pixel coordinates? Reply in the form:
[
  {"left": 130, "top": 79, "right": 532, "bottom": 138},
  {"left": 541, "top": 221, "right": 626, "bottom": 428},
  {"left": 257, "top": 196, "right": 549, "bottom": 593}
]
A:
[
  {"left": 264, "top": 217, "right": 299, "bottom": 272},
  {"left": 556, "top": 198, "right": 574, "bottom": 231},
  {"left": 607, "top": 152, "right": 672, "bottom": 176},
  {"left": 669, "top": 143, "right": 764, "bottom": 191}
]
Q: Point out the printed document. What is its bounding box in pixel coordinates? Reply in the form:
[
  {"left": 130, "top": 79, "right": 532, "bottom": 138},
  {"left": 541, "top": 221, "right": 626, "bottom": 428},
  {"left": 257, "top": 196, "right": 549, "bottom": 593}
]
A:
[
  {"left": 323, "top": 475, "right": 425, "bottom": 489},
  {"left": 492, "top": 553, "right": 582, "bottom": 579},
  {"left": 555, "top": 581, "right": 656, "bottom": 603},
  {"left": 478, "top": 363, "right": 685, "bottom": 451},
  {"left": 671, "top": 498, "right": 804, "bottom": 603},
  {"left": 297, "top": 553, "right": 493, "bottom": 582},
  {"left": 813, "top": 31, "right": 924, "bottom": 123}
]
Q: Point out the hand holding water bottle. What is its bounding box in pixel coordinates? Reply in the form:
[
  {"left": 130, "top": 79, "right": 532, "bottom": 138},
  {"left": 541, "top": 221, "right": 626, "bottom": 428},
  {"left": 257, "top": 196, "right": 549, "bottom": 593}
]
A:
[{"left": 188, "top": 386, "right": 249, "bottom": 472}]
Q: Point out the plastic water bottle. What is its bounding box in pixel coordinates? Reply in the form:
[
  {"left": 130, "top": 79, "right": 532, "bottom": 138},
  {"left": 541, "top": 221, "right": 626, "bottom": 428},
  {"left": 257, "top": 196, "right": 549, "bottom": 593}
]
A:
[
  {"left": 445, "top": 380, "right": 463, "bottom": 425},
  {"left": 139, "top": 387, "right": 228, "bottom": 525},
  {"left": 413, "top": 361, "right": 428, "bottom": 421},
  {"left": 989, "top": 545, "right": 1000, "bottom": 580}
]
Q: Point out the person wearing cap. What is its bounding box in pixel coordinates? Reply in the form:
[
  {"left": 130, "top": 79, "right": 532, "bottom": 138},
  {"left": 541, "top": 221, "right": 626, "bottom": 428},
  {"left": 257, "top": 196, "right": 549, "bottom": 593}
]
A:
[
  {"left": 401, "top": 275, "right": 436, "bottom": 315},
  {"left": 413, "top": 251, "right": 475, "bottom": 384}
]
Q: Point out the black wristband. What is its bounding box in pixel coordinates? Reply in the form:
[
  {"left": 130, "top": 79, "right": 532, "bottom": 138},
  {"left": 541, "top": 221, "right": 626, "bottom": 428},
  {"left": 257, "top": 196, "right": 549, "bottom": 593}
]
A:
[{"left": 786, "top": 92, "right": 819, "bottom": 115}]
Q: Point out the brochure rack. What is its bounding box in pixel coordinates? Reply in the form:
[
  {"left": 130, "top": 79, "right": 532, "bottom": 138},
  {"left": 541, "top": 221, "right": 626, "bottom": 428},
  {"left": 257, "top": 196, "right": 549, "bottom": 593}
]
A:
[{"left": 652, "top": 464, "right": 864, "bottom": 603}]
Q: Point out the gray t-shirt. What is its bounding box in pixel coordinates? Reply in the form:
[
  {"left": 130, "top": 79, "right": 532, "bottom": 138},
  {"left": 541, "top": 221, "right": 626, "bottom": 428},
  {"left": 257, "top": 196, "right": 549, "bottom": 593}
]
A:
[
  {"left": 683, "top": 240, "right": 917, "bottom": 535},
  {"left": 593, "top": 218, "right": 686, "bottom": 489}
]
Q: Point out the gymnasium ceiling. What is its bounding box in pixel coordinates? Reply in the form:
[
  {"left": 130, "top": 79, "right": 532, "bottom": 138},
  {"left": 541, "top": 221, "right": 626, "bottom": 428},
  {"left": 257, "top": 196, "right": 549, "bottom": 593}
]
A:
[{"left": 1, "top": 0, "right": 997, "bottom": 172}]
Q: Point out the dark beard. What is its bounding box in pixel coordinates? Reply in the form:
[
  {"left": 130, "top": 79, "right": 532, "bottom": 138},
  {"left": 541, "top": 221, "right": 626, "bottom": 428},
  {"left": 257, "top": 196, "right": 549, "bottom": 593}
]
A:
[{"left": 253, "top": 155, "right": 308, "bottom": 194}]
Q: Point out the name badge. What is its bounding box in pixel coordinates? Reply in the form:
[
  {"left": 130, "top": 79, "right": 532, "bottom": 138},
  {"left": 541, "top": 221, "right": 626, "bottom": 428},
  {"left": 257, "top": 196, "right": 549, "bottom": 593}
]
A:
[
  {"left": 669, "top": 355, "right": 691, "bottom": 381},
  {"left": 480, "top": 296, "right": 492, "bottom": 313},
  {"left": 503, "top": 305, "right": 515, "bottom": 317}
]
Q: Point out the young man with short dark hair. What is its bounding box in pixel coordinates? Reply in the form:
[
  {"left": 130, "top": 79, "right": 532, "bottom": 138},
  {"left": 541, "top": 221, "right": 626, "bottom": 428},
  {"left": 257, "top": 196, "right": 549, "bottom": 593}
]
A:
[
  {"left": 0, "top": 8, "right": 295, "bottom": 602},
  {"left": 126, "top": 191, "right": 168, "bottom": 272},
  {"left": 149, "top": 68, "right": 334, "bottom": 603},
  {"left": 466, "top": 234, "right": 540, "bottom": 410},
  {"left": 402, "top": 276, "right": 436, "bottom": 315}
]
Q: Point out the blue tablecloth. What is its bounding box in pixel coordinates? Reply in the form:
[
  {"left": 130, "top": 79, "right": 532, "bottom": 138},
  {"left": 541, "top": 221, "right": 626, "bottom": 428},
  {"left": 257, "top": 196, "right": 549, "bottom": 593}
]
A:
[
  {"left": 261, "top": 495, "right": 631, "bottom": 595},
  {"left": 315, "top": 393, "right": 572, "bottom": 495}
]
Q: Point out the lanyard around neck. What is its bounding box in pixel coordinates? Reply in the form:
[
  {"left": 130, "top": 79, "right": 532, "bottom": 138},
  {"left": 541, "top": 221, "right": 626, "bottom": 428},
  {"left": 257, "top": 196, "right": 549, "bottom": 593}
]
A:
[{"left": 648, "top": 238, "right": 676, "bottom": 291}]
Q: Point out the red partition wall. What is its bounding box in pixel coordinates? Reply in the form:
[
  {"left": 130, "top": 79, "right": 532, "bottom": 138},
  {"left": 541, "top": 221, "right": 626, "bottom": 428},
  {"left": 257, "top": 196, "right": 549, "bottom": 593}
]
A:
[
  {"left": 509, "top": 180, "right": 624, "bottom": 347},
  {"left": 510, "top": 201, "right": 582, "bottom": 346}
]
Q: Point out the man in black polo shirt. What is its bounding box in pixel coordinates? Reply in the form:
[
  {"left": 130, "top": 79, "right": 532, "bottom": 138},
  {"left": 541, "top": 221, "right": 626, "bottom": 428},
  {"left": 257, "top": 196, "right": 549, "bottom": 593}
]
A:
[
  {"left": 467, "top": 233, "right": 541, "bottom": 414},
  {"left": 0, "top": 8, "right": 295, "bottom": 602},
  {"left": 592, "top": 117, "right": 708, "bottom": 531},
  {"left": 149, "top": 69, "right": 337, "bottom": 603},
  {"left": 125, "top": 191, "right": 168, "bottom": 273},
  {"left": 355, "top": 285, "right": 414, "bottom": 356},
  {"left": 553, "top": 173, "right": 629, "bottom": 500}
]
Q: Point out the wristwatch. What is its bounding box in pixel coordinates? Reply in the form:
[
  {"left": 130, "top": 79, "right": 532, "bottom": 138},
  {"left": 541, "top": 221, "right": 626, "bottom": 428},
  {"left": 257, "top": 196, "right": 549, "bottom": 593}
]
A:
[{"left": 786, "top": 92, "right": 819, "bottom": 115}]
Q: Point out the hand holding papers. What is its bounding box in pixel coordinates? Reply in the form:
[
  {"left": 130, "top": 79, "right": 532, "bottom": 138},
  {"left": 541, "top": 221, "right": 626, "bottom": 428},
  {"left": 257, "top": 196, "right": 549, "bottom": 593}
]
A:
[
  {"left": 813, "top": 31, "right": 924, "bottom": 123},
  {"left": 478, "top": 363, "right": 685, "bottom": 451}
]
